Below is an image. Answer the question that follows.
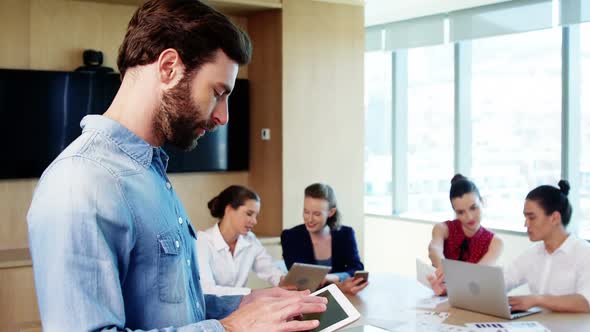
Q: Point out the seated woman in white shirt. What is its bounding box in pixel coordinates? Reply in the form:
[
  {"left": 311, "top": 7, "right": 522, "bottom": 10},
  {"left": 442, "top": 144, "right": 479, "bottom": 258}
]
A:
[
  {"left": 196, "top": 185, "right": 285, "bottom": 295},
  {"left": 506, "top": 180, "right": 590, "bottom": 313}
]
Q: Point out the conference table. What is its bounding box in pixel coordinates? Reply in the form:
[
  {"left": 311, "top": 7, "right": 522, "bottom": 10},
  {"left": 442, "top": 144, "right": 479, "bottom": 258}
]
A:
[{"left": 345, "top": 273, "right": 590, "bottom": 332}]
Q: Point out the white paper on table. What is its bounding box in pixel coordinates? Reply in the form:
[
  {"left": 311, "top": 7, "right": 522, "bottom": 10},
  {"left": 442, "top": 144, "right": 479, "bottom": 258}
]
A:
[
  {"left": 416, "top": 258, "right": 437, "bottom": 288},
  {"left": 365, "top": 318, "right": 406, "bottom": 331},
  {"left": 366, "top": 310, "right": 449, "bottom": 331},
  {"left": 464, "top": 321, "right": 551, "bottom": 332},
  {"left": 416, "top": 296, "right": 448, "bottom": 309},
  {"left": 393, "top": 321, "right": 475, "bottom": 332},
  {"left": 413, "top": 310, "right": 450, "bottom": 324},
  {"left": 341, "top": 324, "right": 392, "bottom": 332}
]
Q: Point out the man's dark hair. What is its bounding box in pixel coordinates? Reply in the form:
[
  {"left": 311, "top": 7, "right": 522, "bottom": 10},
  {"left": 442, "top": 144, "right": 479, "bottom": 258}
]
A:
[
  {"left": 117, "top": 0, "right": 252, "bottom": 77},
  {"left": 526, "top": 180, "right": 572, "bottom": 227}
]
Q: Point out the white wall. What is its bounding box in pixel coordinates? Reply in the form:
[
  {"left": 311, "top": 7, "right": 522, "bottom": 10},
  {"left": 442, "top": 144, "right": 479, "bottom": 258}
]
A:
[{"left": 365, "top": 0, "right": 513, "bottom": 26}]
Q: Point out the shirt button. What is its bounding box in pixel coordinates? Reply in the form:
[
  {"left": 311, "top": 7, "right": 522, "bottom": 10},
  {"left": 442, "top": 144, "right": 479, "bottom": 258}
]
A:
[
  {"left": 166, "top": 182, "right": 172, "bottom": 190},
  {"left": 187, "top": 259, "right": 191, "bottom": 266},
  {"left": 175, "top": 240, "right": 180, "bottom": 248},
  {"left": 178, "top": 217, "right": 183, "bottom": 225}
]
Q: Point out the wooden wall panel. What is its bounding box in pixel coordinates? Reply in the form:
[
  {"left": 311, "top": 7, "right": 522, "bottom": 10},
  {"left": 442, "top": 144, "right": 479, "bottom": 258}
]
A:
[
  {"left": 281, "top": 0, "right": 365, "bottom": 254},
  {"left": 0, "top": 0, "right": 31, "bottom": 69},
  {"left": 29, "top": 0, "right": 136, "bottom": 71},
  {"left": 247, "top": 10, "right": 283, "bottom": 236},
  {"left": 170, "top": 172, "right": 249, "bottom": 232},
  {"left": 0, "top": 266, "right": 40, "bottom": 329},
  {"left": 0, "top": 180, "right": 37, "bottom": 250},
  {"left": 228, "top": 15, "right": 250, "bottom": 79}
]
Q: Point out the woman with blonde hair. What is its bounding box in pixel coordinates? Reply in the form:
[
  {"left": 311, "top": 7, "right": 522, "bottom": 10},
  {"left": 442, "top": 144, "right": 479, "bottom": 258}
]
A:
[{"left": 281, "top": 183, "right": 367, "bottom": 295}]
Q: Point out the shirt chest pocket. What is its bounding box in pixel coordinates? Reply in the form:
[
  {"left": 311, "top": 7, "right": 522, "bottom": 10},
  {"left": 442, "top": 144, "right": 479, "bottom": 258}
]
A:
[{"left": 157, "top": 230, "right": 186, "bottom": 303}]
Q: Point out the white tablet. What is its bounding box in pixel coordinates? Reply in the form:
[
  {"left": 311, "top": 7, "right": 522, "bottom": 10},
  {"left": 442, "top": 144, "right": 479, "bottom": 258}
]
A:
[
  {"left": 341, "top": 325, "right": 389, "bottom": 332},
  {"left": 280, "top": 263, "right": 331, "bottom": 291},
  {"left": 416, "top": 258, "right": 436, "bottom": 288},
  {"left": 303, "top": 284, "right": 361, "bottom": 332}
]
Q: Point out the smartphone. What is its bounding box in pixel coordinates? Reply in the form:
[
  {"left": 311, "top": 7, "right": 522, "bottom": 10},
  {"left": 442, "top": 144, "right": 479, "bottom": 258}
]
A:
[{"left": 353, "top": 271, "right": 369, "bottom": 283}]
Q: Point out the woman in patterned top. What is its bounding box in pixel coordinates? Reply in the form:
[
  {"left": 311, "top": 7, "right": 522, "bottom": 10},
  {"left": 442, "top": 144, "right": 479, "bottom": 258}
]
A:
[{"left": 427, "top": 174, "right": 504, "bottom": 295}]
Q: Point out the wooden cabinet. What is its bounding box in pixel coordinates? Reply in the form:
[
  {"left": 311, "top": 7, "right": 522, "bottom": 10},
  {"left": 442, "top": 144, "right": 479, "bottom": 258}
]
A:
[
  {"left": 0, "top": 249, "right": 40, "bottom": 331},
  {"left": 74, "top": 0, "right": 282, "bottom": 14}
]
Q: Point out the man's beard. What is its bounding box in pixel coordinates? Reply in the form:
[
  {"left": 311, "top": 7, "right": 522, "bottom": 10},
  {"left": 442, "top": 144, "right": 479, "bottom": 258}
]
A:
[{"left": 154, "top": 74, "right": 215, "bottom": 151}]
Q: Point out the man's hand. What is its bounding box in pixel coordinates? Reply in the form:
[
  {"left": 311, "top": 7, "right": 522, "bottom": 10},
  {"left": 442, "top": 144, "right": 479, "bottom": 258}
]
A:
[
  {"left": 427, "top": 266, "right": 446, "bottom": 296},
  {"left": 241, "top": 287, "right": 309, "bottom": 306},
  {"left": 509, "top": 295, "right": 540, "bottom": 311},
  {"left": 335, "top": 277, "right": 368, "bottom": 296},
  {"left": 222, "top": 289, "right": 327, "bottom": 332}
]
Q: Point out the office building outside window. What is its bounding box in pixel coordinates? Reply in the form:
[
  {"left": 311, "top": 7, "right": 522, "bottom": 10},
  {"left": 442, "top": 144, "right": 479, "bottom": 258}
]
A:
[
  {"left": 365, "top": 51, "right": 393, "bottom": 215},
  {"left": 405, "top": 44, "right": 454, "bottom": 220},
  {"left": 579, "top": 23, "right": 590, "bottom": 239},
  {"left": 470, "top": 28, "right": 562, "bottom": 231}
]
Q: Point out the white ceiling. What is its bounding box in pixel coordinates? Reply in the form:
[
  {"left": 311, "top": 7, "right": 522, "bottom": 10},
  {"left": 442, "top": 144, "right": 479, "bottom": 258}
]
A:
[{"left": 365, "top": 0, "right": 513, "bottom": 26}]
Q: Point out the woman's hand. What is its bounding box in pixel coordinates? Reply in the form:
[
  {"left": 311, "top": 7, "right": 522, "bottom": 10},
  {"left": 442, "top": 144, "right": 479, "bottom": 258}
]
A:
[
  {"left": 319, "top": 273, "right": 340, "bottom": 287},
  {"left": 335, "top": 277, "right": 368, "bottom": 296},
  {"left": 509, "top": 295, "right": 540, "bottom": 311},
  {"left": 427, "top": 266, "right": 447, "bottom": 296}
]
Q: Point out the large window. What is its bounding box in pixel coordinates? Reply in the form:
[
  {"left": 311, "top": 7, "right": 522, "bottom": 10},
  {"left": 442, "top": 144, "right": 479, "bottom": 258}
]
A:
[
  {"left": 364, "top": 1, "right": 590, "bottom": 238},
  {"left": 471, "top": 28, "right": 562, "bottom": 231},
  {"left": 579, "top": 23, "right": 590, "bottom": 238},
  {"left": 365, "top": 52, "right": 392, "bottom": 215},
  {"left": 405, "top": 44, "right": 454, "bottom": 219}
]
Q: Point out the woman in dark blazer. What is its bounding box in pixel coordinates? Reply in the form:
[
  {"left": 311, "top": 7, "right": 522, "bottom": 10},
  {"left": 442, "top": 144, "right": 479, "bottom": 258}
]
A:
[{"left": 281, "top": 183, "right": 367, "bottom": 295}]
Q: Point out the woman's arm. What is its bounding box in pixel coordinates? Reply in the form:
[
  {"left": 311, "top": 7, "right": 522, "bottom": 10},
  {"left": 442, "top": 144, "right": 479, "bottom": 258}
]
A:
[
  {"left": 478, "top": 236, "right": 504, "bottom": 265},
  {"left": 509, "top": 294, "right": 590, "bottom": 313},
  {"left": 340, "top": 227, "right": 364, "bottom": 277},
  {"left": 428, "top": 223, "right": 448, "bottom": 268},
  {"left": 252, "top": 238, "right": 286, "bottom": 287}
]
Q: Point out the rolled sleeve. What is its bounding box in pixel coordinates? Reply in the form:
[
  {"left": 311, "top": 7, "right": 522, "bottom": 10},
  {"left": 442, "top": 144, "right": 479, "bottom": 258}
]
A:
[
  {"left": 334, "top": 272, "right": 351, "bottom": 282},
  {"left": 205, "top": 295, "right": 242, "bottom": 320}
]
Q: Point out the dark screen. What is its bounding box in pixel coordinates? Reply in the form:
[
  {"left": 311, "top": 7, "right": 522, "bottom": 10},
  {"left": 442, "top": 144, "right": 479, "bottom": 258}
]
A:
[
  {"left": 164, "top": 79, "right": 249, "bottom": 172},
  {"left": 0, "top": 69, "right": 120, "bottom": 179},
  {"left": 0, "top": 69, "right": 249, "bottom": 178},
  {"left": 303, "top": 290, "right": 349, "bottom": 332}
]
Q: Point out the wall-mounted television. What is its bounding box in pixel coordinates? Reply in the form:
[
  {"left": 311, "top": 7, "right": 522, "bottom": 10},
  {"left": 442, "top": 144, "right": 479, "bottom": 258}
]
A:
[{"left": 0, "top": 69, "right": 249, "bottom": 179}]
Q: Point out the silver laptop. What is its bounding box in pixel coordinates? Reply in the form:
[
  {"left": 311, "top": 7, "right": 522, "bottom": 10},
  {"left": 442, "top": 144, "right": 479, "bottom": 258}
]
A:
[
  {"left": 442, "top": 259, "right": 542, "bottom": 319},
  {"left": 279, "top": 263, "right": 331, "bottom": 291}
]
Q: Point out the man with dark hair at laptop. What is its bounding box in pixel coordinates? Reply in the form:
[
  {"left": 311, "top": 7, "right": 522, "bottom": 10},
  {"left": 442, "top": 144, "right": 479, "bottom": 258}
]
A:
[
  {"left": 27, "top": 0, "right": 326, "bottom": 331},
  {"left": 505, "top": 181, "right": 590, "bottom": 313}
]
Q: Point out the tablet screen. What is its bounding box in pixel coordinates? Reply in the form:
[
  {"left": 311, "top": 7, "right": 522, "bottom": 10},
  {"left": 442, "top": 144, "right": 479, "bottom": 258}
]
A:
[{"left": 303, "top": 289, "right": 349, "bottom": 331}]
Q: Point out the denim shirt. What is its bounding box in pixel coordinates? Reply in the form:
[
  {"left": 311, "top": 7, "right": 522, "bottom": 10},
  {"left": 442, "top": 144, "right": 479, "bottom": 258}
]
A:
[{"left": 27, "top": 115, "right": 241, "bottom": 331}]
